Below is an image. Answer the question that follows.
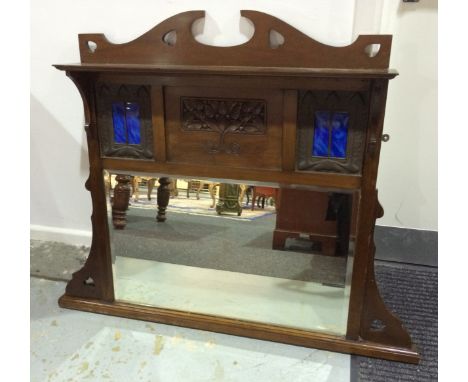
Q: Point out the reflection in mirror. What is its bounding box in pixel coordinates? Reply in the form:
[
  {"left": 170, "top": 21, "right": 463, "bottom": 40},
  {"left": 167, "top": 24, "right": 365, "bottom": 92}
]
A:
[{"left": 104, "top": 171, "right": 357, "bottom": 336}]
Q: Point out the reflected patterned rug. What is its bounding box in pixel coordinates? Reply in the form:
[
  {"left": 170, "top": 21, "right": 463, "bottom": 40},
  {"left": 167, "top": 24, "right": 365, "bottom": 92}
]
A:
[{"left": 129, "top": 194, "right": 276, "bottom": 221}]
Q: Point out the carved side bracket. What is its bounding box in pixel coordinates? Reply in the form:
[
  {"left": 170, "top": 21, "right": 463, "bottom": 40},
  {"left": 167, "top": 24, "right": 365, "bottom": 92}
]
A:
[
  {"left": 63, "top": 72, "right": 114, "bottom": 302},
  {"left": 359, "top": 196, "right": 412, "bottom": 349},
  {"left": 65, "top": 173, "right": 110, "bottom": 300}
]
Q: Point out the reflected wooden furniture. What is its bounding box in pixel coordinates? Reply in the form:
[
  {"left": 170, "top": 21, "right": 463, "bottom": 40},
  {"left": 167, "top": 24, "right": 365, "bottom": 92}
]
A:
[
  {"left": 131, "top": 176, "right": 156, "bottom": 201},
  {"left": 216, "top": 183, "right": 242, "bottom": 216},
  {"left": 251, "top": 186, "right": 279, "bottom": 211},
  {"left": 238, "top": 184, "right": 249, "bottom": 206},
  {"left": 54, "top": 10, "right": 418, "bottom": 363},
  {"left": 168, "top": 179, "right": 178, "bottom": 198},
  {"left": 186, "top": 180, "right": 219, "bottom": 208},
  {"left": 131, "top": 177, "right": 178, "bottom": 202},
  {"left": 273, "top": 189, "right": 354, "bottom": 256},
  {"left": 186, "top": 179, "right": 203, "bottom": 199},
  {"left": 111, "top": 176, "right": 176, "bottom": 226}
]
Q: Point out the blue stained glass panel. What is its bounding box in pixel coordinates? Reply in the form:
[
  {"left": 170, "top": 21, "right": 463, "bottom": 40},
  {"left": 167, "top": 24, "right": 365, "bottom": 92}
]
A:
[
  {"left": 125, "top": 102, "right": 141, "bottom": 145},
  {"left": 330, "top": 112, "right": 349, "bottom": 158},
  {"left": 112, "top": 102, "right": 126, "bottom": 144},
  {"left": 312, "top": 111, "right": 330, "bottom": 157}
]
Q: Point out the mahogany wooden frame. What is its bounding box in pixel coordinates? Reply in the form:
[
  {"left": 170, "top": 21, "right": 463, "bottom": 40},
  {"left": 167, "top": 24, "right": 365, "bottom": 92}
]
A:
[{"left": 54, "top": 10, "right": 419, "bottom": 363}]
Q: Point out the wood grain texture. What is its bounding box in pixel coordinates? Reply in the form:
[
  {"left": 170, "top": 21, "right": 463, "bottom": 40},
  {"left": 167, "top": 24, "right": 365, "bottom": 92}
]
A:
[
  {"left": 101, "top": 157, "right": 361, "bottom": 190},
  {"left": 151, "top": 86, "right": 166, "bottom": 162},
  {"left": 165, "top": 86, "right": 283, "bottom": 170},
  {"left": 359, "top": 198, "right": 412, "bottom": 348},
  {"left": 63, "top": 72, "right": 114, "bottom": 302},
  {"left": 77, "top": 11, "right": 392, "bottom": 70},
  {"left": 282, "top": 90, "right": 297, "bottom": 171},
  {"left": 345, "top": 80, "right": 406, "bottom": 346},
  {"left": 58, "top": 294, "right": 420, "bottom": 364}
]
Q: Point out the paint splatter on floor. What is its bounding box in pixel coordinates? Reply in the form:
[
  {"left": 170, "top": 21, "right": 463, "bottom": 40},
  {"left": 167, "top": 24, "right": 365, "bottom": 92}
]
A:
[
  {"left": 153, "top": 335, "right": 164, "bottom": 355},
  {"left": 78, "top": 361, "right": 89, "bottom": 374}
]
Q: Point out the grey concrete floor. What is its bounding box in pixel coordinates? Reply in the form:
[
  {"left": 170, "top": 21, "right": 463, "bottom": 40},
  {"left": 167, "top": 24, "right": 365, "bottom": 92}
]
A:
[
  {"left": 30, "top": 240, "right": 351, "bottom": 382},
  {"left": 30, "top": 232, "right": 438, "bottom": 381}
]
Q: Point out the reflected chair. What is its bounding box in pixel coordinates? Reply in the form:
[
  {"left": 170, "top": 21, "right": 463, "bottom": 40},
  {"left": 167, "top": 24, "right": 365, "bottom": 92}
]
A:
[{"left": 251, "top": 186, "right": 279, "bottom": 211}]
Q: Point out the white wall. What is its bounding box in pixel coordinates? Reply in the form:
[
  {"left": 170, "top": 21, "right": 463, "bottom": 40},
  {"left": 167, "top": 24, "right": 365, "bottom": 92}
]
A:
[
  {"left": 31, "top": 0, "right": 437, "bottom": 244},
  {"left": 377, "top": 0, "right": 438, "bottom": 230}
]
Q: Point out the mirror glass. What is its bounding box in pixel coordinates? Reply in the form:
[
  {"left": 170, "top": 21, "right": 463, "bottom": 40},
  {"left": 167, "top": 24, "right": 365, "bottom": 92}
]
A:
[{"left": 104, "top": 171, "right": 357, "bottom": 336}]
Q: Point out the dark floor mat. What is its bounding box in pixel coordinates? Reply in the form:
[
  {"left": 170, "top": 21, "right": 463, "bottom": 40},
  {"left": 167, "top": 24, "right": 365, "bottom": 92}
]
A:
[{"left": 351, "top": 264, "right": 438, "bottom": 382}]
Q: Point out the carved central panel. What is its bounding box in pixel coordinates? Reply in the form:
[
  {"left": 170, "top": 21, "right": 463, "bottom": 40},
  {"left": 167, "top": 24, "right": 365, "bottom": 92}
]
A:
[{"left": 181, "top": 97, "right": 266, "bottom": 155}]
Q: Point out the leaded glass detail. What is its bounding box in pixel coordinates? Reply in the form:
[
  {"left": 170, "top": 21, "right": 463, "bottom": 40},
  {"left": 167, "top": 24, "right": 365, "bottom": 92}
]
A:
[
  {"left": 112, "top": 101, "right": 141, "bottom": 145},
  {"left": 125, "top": 102, "right": 141, "bottom": 144},
  {"left": 112, "top": 102, "right": 126, "bottom": 144},
  {"left": 330, "top": 112, "right": 349, "bottom": 158},
  {"left": 312, "top": 111, "right": 349, "bottom": 159},
  {"left": 313, "top": 112, "right": 330, "bottom": 157}
]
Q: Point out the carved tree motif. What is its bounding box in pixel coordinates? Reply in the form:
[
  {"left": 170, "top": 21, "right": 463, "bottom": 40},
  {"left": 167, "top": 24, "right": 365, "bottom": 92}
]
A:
[{"left": 181, "top": 97, "right": 266, "bottom": 154}]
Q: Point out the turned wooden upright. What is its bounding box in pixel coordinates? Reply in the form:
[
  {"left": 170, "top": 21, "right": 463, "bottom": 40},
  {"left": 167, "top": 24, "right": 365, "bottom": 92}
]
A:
[{"left": 54, "top": 11, "right": 419, "bottom": 363}]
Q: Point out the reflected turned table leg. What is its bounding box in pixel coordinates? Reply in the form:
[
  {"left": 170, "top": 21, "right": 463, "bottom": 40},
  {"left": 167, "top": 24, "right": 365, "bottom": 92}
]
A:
[
  {"left": 112, "top": 174, "right": 131, "bottom": 229},
  {"left": 157, "top": 177, "right": 171, "bottom": 222}
]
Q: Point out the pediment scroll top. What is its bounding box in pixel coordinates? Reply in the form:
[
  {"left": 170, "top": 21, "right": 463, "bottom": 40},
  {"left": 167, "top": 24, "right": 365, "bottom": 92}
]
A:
[{"left": 78, "top": 10, "right": 392, "bottom": 70}]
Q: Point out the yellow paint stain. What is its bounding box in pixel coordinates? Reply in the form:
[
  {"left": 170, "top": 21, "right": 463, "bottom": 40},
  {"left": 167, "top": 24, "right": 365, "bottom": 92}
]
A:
[
  {"left": 85, "top": 342, "right": 93, "bottom": 349},
  {"left": 114, "top": 330, "right": 121, "bottom": 341},
  {"left": 50, "top": 320, "right": 58, "bottom": 327},
  {"left": 205, "top": 340, "right": 216, "bottom": 348},
  {"left": 112, "top": 346, "right": 120, "bottom": 352},
  {"left": 78, "top": 362, "right": 89, "bottom": 374},
  {"left": 153, "top": 335, "right": 164, "bottom": 355},
  {"left": 71, "top": 353, "right": 79, "bottom": 361}
]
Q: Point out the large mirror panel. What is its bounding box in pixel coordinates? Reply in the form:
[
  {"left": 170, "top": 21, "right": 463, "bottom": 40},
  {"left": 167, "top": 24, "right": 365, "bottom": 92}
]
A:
[{"left": 104, "top": 171, "right": 357, "bottom": 336}]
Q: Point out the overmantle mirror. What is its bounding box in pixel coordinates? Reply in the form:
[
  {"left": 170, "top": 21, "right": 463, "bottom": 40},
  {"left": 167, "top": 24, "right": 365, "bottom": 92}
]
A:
[{"left": 54, "top": 10, "right": 420, "bottom": 363}]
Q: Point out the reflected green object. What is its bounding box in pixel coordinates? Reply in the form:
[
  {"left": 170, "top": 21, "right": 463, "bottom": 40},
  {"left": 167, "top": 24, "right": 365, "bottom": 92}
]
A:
[{"left": 216, "top": 184, "right": 242, "bottom": 216}]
